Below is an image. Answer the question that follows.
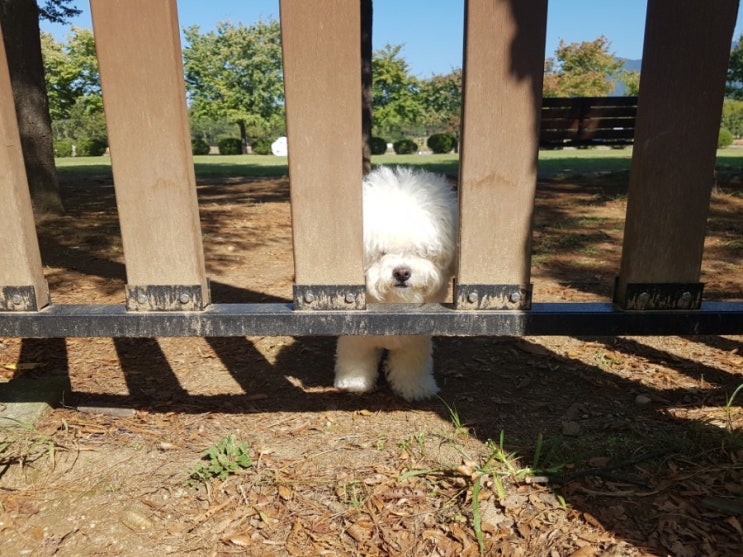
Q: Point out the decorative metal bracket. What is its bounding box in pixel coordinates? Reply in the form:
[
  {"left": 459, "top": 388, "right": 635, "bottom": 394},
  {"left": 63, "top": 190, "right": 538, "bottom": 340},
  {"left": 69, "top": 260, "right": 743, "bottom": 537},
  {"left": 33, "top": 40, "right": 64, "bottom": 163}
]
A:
[
  {"left": 293, "top": 285, "right": 366, "bottom": 310},
  {"left": 455, "top": 284, "right": 533, "bottom": 310},
  {"left": 126, "top": 284, "right": 209, "bottom": 311},
  {"left": 614, "top": 281, "right": 704, "bottom": 310},
  {"left": 0, "top": 286, "right": 48, "bottom": 312}
]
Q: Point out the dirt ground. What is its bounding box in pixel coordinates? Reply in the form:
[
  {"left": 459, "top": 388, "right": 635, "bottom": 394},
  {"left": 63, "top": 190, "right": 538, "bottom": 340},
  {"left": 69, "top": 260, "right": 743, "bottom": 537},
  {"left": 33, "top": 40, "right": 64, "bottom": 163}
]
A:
[{"left": 1, "top": 167, "right": 742, "bottom": 556}]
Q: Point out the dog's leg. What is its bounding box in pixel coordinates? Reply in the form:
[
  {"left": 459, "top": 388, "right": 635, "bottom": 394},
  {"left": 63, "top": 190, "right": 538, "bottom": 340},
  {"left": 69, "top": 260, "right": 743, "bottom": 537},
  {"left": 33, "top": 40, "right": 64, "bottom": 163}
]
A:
[
  {"left": 385, "top": 336, "right": 439, "bottom": 401},
  {"left": 334, "top": 335, "right": 382, "bottom": 393}
]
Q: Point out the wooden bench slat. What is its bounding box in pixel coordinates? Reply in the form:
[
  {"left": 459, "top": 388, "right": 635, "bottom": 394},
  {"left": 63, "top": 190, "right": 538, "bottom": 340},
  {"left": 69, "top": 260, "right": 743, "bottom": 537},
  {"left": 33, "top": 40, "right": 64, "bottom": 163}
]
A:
[{"left": 539, "top": 96, "right": 638, "bottom": 147}]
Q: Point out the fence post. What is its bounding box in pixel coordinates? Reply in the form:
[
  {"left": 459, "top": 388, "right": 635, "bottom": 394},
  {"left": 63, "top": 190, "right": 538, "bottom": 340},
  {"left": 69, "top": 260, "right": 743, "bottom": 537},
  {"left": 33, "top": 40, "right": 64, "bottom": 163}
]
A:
[
  {"left": 90, "top": 0, "right": 209, "bottom": 311},
  {"left": 0, "top": 22, "right": 49, "bottom": 311},
  {"left": 614, "top": 0, "right": 739, "bottom": 310},
  {"left": 280, "top": 0, "right": 366, "bottom": 310},
  {"left": 456, "top": 0, "right": 548, "bottom": 310}
]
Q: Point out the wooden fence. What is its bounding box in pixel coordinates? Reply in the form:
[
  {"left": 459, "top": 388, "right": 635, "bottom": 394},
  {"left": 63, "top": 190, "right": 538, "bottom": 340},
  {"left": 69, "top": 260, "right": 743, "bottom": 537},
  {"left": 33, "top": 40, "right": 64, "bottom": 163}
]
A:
[{"left": 0, "top": 0, "right": 741, "bottom": 339}]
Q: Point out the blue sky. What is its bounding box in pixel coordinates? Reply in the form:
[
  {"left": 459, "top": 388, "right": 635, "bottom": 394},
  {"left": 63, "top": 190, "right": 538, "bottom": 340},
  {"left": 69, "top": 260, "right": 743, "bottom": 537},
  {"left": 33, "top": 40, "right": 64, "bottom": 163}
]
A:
[{"left": 42, "top": 1, "right": 743, "bottom": 78}]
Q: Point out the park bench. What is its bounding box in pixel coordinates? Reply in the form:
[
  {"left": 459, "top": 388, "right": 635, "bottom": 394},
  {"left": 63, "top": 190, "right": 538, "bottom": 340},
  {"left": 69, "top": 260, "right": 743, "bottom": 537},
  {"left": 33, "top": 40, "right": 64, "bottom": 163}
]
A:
[{"left": 540, "top": 96, "right": 638, "bottom": 148}]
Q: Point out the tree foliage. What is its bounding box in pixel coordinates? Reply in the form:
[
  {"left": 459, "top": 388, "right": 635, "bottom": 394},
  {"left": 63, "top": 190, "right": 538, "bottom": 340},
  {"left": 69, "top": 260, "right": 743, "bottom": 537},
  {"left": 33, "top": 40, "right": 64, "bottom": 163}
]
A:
[
  {"left": 371, "top": 44, "right": 423, "bottom": 137},
  {"left": 38, "top": 0, "right": 80, "bottom": 23},
  {"left": 183, "top": 20, "right": 284, "bottom": 151},
  {"left": 727, "top": 35, "right": 743, "bottom": 100},
  {"left": 543, "top": 36, "right": 632, "bottom": 97},
  {"left": 41, "top": 27, "right": 105, "bottom": 143},
  {"left": 722, "top": 99, "right": 743, "bottom": 137},
  {"left": 419, "top": 70, "right": 461, "bottom": 136},
  {"left": 42, "top": 28, "right": 101, "bottom": 120}
]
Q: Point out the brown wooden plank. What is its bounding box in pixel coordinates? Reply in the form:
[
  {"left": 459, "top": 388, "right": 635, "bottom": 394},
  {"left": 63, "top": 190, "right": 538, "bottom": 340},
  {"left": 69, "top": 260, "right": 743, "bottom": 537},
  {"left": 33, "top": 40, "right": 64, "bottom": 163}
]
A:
[
  {"left": 0, "top": 23, "right": 49, "bottom": 310},
  {"left": 542, "top": 96, "right": 638, "bottom": 108},
  {"left": 280, "top": 0, "right": 364, "bottom": 301},
  {"left": 90, "top": 0, "right": 208, "bottom": 309},
  {"left": 615, "top": 0, "right": 738, "bottom": 307},
  {"left": 457, "top": 0, "right": 547, "bottom": 309}
]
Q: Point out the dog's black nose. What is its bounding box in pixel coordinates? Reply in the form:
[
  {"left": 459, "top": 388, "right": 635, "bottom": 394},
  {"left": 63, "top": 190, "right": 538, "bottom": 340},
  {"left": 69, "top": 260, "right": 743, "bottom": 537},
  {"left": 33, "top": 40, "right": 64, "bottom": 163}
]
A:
[{"left": 393, "top": 265, "right": 412, "bottom": 283}]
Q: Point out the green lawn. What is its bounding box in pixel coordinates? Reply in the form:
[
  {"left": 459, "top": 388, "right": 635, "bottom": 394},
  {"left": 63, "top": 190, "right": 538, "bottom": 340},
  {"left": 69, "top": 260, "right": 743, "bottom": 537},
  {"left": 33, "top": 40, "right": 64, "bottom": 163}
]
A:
[{"left": 54, "top": 147, "right": 743, "bottom": 181}]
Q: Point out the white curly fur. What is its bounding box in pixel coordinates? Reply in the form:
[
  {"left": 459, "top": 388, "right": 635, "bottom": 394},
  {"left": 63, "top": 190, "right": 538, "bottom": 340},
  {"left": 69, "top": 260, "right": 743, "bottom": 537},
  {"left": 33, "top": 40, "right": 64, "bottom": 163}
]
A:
[{"left": 334, "top": 166, "right": 458, "bottom": 401}]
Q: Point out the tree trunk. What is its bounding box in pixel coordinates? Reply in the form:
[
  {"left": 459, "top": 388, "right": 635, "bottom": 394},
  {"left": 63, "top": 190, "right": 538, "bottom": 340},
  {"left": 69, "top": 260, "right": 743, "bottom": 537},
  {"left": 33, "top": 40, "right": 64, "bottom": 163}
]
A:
[
  {"left": 0, "top": 0, "right": 65, "bottom": 217},
  {"left": 361, "top": 0, "right": 373, "bottom": 175},
  {"left": 237, "top": 120, "right": 248, "bottom": 154}
]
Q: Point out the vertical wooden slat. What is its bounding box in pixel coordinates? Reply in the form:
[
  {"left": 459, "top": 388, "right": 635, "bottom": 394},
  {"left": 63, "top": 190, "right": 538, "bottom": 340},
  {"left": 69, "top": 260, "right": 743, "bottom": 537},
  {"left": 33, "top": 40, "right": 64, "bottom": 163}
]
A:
[
  {"left": 456, "top": 0, "right": 548, "bottom": 309},
  {"left": 615, "top": 0, "right": 739, "bottom": 309},
  {"left": 91, "top": 0, "right": 209, "bottom": 310},
  {"left": 0, "top": 21, "right": 49, "bottom": 311},
  {"left": 280, "top": 0, "right": 365, "bottom": 310}
]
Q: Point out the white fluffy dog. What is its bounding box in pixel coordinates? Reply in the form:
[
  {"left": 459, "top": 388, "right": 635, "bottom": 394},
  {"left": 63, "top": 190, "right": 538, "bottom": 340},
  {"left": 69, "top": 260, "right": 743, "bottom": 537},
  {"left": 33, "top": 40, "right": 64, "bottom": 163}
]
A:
[{"left": 334, "top": 166, "right": 458, "bottom": 401}]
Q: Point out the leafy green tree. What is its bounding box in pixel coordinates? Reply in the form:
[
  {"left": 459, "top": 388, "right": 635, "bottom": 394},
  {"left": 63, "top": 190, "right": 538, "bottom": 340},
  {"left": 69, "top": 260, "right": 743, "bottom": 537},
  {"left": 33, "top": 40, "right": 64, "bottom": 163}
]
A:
[
  {"left": 42, "top": 28, "right": 102, "bottom": 127},
  {"left": 727, "top": 35, "right": 743, "bottom": 100},
  {"left": 0, "top": 0, "right": 79, "bottom": 216},
  {"left": 419, "top": 70, "right": 462, "bottom": 137},
  {"left": 543, "top": 36, "right": 629, "bottom": 97},
  {"left": 371, "top": 44, "right": 423, "bottom": 138},
  {"left": 183, "top": 20, "right": 284, "bottom": 152},
  {"left": 722, "top": 99, "right": 743, "bottom": 137}
]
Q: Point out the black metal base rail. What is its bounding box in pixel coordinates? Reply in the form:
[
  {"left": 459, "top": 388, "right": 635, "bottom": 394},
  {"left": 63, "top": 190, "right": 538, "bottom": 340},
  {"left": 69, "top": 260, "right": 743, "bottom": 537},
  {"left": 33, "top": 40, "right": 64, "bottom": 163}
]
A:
[{"left": 0, "top": 302, "right": 741, "bottom": 338}]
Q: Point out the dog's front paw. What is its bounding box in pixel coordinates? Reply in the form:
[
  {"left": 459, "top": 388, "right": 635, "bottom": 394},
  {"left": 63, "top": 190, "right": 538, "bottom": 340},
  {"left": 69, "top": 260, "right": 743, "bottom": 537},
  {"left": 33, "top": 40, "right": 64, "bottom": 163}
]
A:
[
  {"left": 334, "top": 374, "right": 377, "bottom": 394},
  {"left": 388, "top": 373, "right": 439, "bottom": 401}
]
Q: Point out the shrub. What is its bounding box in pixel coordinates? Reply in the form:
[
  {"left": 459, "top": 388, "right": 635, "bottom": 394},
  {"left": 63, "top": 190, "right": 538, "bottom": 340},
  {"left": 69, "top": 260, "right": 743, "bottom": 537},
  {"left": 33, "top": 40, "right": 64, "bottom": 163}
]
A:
[
  {"left": 76, "top": 138, "right": 107, "bottom": 156},
  {"left": 722, "top": 99, "right": 743, "bottom": 138},
  {"left": 393, "top": 138, "right": 418, "bottom": 155},
  {"left": 718, "top": 127, "right": 734, "bottom": 149},
  {"left": 427, "top": 133, "right": 456, "bottom": 154},
  {"left": 370, "top": 136, "right": 388, "bottom": 155},
  {"left": 191, "top": 139, "right": 210, "bottom": 155},
  {"left": 251, "top": 138, "right": 272, "bottom": 155},
  {"left": 54, "top": 139, "right": 74, "bottom": 158},
  {"left": 218, "top": 137, "right": 243, "bottom": 155}
]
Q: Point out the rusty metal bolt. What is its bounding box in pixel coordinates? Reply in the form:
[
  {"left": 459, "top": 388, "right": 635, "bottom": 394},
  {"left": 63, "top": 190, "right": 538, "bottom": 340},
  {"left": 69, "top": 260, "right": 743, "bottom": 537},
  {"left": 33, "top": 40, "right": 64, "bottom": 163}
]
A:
[
  {"left": 467, "top": 292, "right": 478, "bottom": 304},
  {"left": 179, "top": 293, "right": 191, "bottom": 304},
  {"left": 345, "top": 292, "right": 356, "bottom": 304},
  {"left": 11, "top": 294, "right": 23, "bottom": 306}
]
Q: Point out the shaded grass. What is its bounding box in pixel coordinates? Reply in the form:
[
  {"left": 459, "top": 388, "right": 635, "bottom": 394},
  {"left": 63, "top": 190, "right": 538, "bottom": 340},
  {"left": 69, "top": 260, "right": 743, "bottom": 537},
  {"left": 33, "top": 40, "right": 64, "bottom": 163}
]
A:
[{"left": 54, "top": 147, "right": 743, "bottom": 182}]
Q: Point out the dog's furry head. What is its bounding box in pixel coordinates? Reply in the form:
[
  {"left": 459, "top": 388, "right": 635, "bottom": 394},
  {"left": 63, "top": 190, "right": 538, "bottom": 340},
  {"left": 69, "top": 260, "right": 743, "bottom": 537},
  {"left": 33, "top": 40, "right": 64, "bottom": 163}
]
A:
[{"left": 363, "top": 166, "right": 458, "bottom": 303}]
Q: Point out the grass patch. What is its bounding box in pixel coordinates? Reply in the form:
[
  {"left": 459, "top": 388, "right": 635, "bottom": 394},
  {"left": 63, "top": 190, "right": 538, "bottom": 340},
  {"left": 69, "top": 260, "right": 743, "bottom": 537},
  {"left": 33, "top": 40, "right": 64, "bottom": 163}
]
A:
[{"left": 55, "top": 147, "right": 743, "bottom": 182}]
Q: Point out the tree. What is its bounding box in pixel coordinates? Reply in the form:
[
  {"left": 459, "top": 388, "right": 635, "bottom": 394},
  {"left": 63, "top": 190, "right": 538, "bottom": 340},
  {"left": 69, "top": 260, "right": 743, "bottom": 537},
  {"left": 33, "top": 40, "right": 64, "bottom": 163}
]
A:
[
  {"left": 419, "top": 70, "right": 462, "bottom": 137},
  {"left": 371, "top": 44, "right": 423, "bottom": 138},
  {"left": 543, "top": 36, "right": 629, "bottom": 97},
  {"left": 42, "top": 27, "right": 104, "bottom": 145},
  {"left": 183, "top": 20, "right": 284, "bottom": 152},
  {"left": 727, "top": 35, "right": 743, "bottom": 99},
  {"left": 0, "top": 0, "right": 78, "bottom": 216}
]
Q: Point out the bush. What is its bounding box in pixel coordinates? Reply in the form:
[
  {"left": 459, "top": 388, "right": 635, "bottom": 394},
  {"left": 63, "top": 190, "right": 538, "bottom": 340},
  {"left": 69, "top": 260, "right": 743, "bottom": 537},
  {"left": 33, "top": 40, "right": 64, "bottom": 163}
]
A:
[
  {"left": 393, "top": 138, "right": 418, "bottom": 155},
  {"left": 722, "top": 99, "right": 743, "bottom": 138},
  {"left": 76, "top": 137, "right": 107, "bottom": 156},
  {"left": 426, "top": 133, "right": 456, "bottom": 154},
  {"left": 370, "top": 136, "right": 388, "bottom": 155},
  {"left": 191, "top": 139, "right": 210, "bottom": 155},
  {"left": 218, "top": 137, "right": 243, "bottom": 155},
  {"left": 718, "top": 127, "right": 734, "bottom": 149},
  {"left": 251, "top": 138, "right": 272, "bottom": 155},
  {"left": 54, "top": 139, "right": 74, "bottom": 158}
]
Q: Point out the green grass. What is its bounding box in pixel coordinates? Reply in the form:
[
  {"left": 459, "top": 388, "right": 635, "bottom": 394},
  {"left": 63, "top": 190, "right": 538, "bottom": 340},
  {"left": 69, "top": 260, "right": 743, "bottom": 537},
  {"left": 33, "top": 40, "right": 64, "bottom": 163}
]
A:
[{"left": 53, "top": 146, "right": 743, "bottom": 181}]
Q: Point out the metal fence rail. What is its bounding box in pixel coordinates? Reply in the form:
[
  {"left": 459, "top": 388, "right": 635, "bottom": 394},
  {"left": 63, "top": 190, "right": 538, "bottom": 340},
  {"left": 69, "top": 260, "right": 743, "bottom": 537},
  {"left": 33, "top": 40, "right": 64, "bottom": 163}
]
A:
[{"left": 0, "top": 302, "right": 741, "bottom": 339}]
